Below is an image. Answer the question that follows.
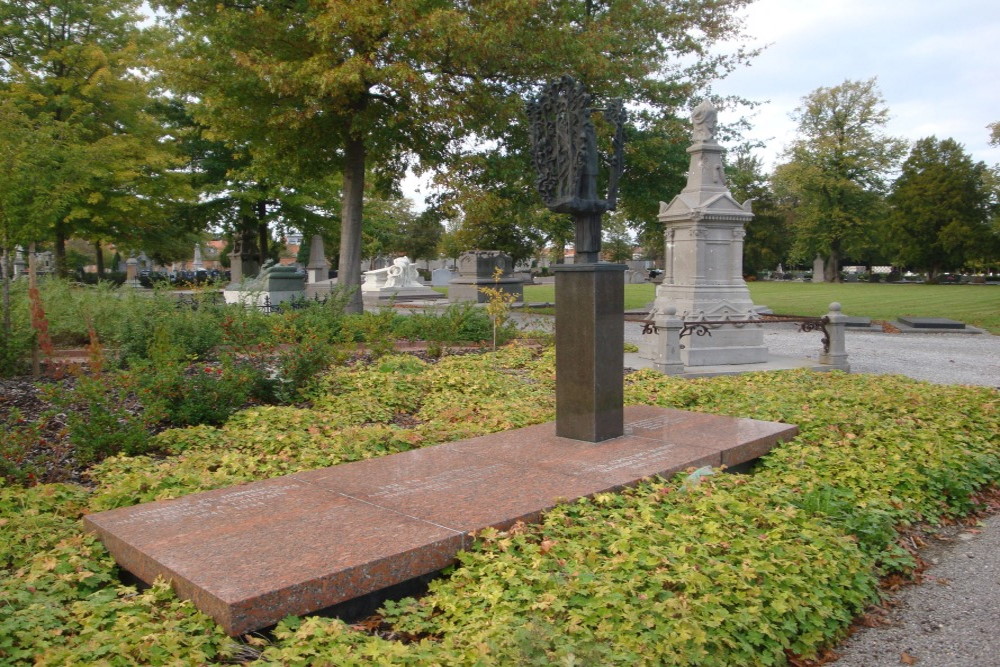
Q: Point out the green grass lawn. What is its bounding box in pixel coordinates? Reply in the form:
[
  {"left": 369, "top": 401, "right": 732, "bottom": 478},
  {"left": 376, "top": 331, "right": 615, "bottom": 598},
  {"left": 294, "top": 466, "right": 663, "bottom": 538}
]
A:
[
  {"left": 518, "top": 282, "right": 999, "bottom": 333},
  {"left": 437, "top": 281, "right": 998, "bottom": 332},
  {"left": 746, "top": 282, "right": 1000, "bottom": 333}
]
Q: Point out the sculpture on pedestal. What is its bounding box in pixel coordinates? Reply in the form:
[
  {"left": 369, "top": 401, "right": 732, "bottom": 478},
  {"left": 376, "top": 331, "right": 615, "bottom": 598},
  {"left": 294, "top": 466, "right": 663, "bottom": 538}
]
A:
[{"left": 528, "top": 77, "right": 628, "bottom": 442}]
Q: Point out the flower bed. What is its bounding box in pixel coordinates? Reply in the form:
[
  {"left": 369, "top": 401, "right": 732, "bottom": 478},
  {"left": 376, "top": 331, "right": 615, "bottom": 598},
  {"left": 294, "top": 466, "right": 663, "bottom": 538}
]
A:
[{"left": 1, "top": 347, "right": 997, "bottom": 665}]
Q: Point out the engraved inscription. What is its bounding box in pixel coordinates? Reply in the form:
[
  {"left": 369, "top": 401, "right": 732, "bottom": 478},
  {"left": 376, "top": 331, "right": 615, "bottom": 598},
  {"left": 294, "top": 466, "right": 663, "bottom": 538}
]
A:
[
  {"left": 369, "top": 464, "right": 506, "bottom": 499},
  {"left": 624, "top": 415, "right": 677, "bottom": 434},
  {"left": 114, "top": 484, "right": 298, "bottom": 526},
  {"left": 581, "top": 443, "right": 679, "bottom": 474}
]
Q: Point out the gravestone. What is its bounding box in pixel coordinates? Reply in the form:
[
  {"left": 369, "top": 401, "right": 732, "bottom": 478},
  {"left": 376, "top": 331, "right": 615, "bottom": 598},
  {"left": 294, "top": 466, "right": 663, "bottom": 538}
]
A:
[
  {"left": 13, "top": 247, "right": 26, "bottom": 277},
  {"left": 812, "top": 255, "right": 826, "bottom": 282},
  {"left": 192, "top": 244, "right": 204, "bottom": 271},
  {"left": 447, "top": 251, "right": 523, "bottom": 303},
  {"left": 306, "top": 234, "right": 329, "bottom": 284},
  {"left": 227, "top": 229, "right": 259, "bottom": 286},
  {"left": 361, "top": 256, "right": 444, "bottom": 304},
  {"left": 897, "top": 317, "right": 966, "bottom": 330},
  {"left": 224, "top": 260, "right": 305, "bottom": 307},
  {"left": 642, "top": 101, "right": 766, "bottom": 367},
  {"left": 124, "top": 256, "right": 140, "bottom": 288}
]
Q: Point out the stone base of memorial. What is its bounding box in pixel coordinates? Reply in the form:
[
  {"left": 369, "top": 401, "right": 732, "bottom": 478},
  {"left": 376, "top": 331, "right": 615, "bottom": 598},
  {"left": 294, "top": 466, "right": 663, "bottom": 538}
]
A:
[
  {"left": 84, "top": 405, "right": 798, "bottom": 637},
  {"left": 361, "top": 285, "right": 445, "bottom": 305},
  {"left": 448, "top": 250, "right": 523, "bottom": 303},
  {"left": 447, "top": 279, "right": 523, "bottom": 304},
  {"left": 554, "top": 263, "right": 626, "bottom": 441},
  {"left": 223, "top": 263, "right": 306, "bottom": 308}
]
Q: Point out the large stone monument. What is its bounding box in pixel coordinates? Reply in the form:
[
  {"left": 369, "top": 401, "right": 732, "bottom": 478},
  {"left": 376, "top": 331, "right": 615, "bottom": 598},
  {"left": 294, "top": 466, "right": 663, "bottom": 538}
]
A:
[
  {"left": 528, "top": 76, "right": 627, "bottom": 442},
  {"left": 361, "top": 256, "right": 444, "bottom": 304},
  {"left": 447, "top": 250, "right": 522, "bottom": 303},
  {"left": 224, "top": 260, "right": 305, "bottom": 307},
  {"left": 228, "top": 228, "right": 260, "bottom": 286},
  {"left": 642, "top": 101, "right": 766, "bottom": 367}
]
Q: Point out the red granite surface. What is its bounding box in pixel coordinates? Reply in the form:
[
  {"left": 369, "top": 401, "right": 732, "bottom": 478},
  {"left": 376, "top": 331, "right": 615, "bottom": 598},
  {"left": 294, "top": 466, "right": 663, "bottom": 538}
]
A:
[{"left": 83, "top": 406, "right": 797, "bottom": 636}]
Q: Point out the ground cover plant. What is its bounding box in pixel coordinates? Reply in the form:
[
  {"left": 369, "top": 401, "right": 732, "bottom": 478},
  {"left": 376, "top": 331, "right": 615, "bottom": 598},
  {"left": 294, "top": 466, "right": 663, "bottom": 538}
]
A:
[
  {"left": 1, "top": 344, "right": 997, "bottom": 665},
  {"left": 513, "top": 282, "right": 1000, "bottom": 332}
]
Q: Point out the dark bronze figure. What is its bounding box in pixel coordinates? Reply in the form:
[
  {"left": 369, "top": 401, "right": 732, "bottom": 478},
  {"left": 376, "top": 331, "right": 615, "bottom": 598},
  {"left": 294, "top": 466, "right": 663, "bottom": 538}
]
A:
[{"left": 527, "top": 76, "right": 626, "bottom": 264}]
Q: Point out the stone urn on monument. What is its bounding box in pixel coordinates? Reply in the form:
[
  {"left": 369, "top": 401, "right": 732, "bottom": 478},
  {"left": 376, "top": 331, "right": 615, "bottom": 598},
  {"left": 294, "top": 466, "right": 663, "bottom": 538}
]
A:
[
  {"left": 641, "top": 101, "right": 767, "bottom": 367},
  {"left": 528, "top": 76, "right": 627, "bottom": 442}
]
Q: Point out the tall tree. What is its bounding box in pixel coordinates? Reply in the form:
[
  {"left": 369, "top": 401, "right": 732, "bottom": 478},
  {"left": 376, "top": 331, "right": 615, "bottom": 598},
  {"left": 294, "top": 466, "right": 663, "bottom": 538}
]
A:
[
  {"left": 0, "top": 0, "right": 183, "bottom": 275},
  {"left": 155, "top": 0, "right": 756, "bottom": 311},
  {"left": 884, "top": 137, "right": 995, "bottom": 279},
  {"left": 772, "top": 79, "right": 906, "bottom": 281}
]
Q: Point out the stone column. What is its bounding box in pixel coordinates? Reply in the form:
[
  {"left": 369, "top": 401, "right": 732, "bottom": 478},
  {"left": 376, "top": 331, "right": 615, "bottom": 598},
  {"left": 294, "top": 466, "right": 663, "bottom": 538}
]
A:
[
  {"left": 193, "top": 244, "right": 204, "bottom": 271},
  {"left": 306, "top": 234, "right": 329, "bottom": 284},
  {"left": 819, "top": 302, "right": 850, "bottom": 371},
  {"left": 554, "top": 263, "right": 625, "bottom": 441},
  {"left": 642, "top": 306, "right": 685, "bottom": 376},
  {"left": 125, "top": 256, "right": 139, "bottom": 287}
]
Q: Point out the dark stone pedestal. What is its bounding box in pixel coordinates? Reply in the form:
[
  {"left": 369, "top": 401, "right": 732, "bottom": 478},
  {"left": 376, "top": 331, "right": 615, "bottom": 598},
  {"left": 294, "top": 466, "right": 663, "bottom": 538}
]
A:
[{"left": 554, "top": 263, "right": 626, "bottom": 442}]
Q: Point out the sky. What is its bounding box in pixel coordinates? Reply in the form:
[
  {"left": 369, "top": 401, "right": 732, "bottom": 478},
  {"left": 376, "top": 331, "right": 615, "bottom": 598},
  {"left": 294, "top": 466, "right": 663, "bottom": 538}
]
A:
[{"left": 711, "top": 0, "right": 1000, "bottom": 171}]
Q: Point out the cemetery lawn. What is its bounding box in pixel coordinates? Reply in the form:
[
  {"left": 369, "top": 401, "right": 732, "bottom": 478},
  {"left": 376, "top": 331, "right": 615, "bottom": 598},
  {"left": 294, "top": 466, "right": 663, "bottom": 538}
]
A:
[
  {"left": 517, "top": 283, "right": 1000, "bottom": 332},
  {"left": 2, "top": 344, "right": 998, "bottom": 666}
]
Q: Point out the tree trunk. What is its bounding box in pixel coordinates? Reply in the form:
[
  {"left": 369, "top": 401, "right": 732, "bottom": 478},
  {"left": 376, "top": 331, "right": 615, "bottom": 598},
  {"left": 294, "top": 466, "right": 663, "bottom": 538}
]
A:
[
  {"left": 825, "top": 247, "right": 841, "bottom": 283},
  {"left": 256, "top": 200, "right": 269, "bottom": 266},
  {"left": 54, "top": 224, "right": 68, "bottom": 278},
  {"left": 1, "top": 246, "right": 10, "bottom": 371},
  {"left": 339, "top": 136, "right": 366, "bottom": 314},
  {"left": 95, "top": 241, "right": 104, "bottom": 277},
  {"left": 28, "top": 242, "right": 39, "bottom": 376}
]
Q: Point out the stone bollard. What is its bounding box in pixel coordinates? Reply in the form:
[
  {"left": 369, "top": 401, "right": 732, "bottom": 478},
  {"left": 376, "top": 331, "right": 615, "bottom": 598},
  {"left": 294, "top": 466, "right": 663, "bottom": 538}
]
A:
[
  {"left": 819, "top": 302, "right": 850, "bottom": 372},
  {"left": 643, "top": 306, "right": 685, "bottom": 375}
]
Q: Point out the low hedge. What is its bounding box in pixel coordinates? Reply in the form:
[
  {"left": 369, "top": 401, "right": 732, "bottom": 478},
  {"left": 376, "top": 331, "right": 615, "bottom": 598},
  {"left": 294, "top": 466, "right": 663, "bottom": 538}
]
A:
[{"left": 1, "top": 348, "right": 997, "bottom": 665}]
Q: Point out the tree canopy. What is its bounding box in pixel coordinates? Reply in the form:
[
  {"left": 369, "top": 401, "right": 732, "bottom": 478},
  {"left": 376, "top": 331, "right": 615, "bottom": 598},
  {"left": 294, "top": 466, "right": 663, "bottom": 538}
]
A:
[
  {"left": 772, "top": 78, "right": 906, "bottom": 280},
  {"left": 154, "top": 0, "right": 756, "bottom": 310},
  {"left": 885, "top": 137, "right": 995, "bottom": 278},
  {"left": 0, "top": 0, "right": 186, "bottom": 275}
]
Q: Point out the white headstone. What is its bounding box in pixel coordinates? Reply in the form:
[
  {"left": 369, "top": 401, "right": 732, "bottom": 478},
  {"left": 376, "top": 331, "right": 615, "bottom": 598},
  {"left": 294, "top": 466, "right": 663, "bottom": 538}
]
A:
[{"left": 812, "top": 255, "right": 826, "bottom": 282}]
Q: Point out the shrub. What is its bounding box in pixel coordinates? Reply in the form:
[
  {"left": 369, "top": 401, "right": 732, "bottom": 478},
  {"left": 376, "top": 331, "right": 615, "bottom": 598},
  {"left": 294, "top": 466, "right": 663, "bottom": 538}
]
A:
[
  {"left": 42, "top": 373, "right": 154, "bottom": 465},
  {"left": 0, "top": 409, "right": 48, "bottom": 485}
]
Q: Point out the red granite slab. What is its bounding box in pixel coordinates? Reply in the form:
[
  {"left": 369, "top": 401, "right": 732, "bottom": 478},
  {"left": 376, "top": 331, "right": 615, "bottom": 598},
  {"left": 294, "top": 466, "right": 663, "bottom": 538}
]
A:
[
  {"left": 298, "top": 447, "right": 605, "bottom": 532},
  {"left": 83, "top": 477, "right": 464, "bottom": 636},
  {"left": 84, "top": 406, "right": 797, "bottom": 637},
  {"left": 621, "top": 404, "right": 799, "bottom": 466},
  {"left": 444, "top": 424, "right": 721, "bottom": 490}
]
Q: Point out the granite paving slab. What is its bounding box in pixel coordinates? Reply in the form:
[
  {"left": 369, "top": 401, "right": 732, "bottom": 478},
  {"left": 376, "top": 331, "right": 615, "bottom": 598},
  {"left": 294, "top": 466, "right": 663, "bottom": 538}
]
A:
[
  {"left": 897, "top": 316, "right": 966, "bottom": 329},
  {"left": 84, "top": 406, "right": 798, "bottom": 636}
]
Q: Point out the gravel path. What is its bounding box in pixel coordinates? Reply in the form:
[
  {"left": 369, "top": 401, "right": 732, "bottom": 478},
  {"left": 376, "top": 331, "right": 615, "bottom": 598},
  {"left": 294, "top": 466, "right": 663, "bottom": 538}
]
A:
[
  {"left": 834, "top": 514, "right": 1000, "bottom": 666},
  {"left": 622, "top": 321, "right": 1000, "bottom": 388}
]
